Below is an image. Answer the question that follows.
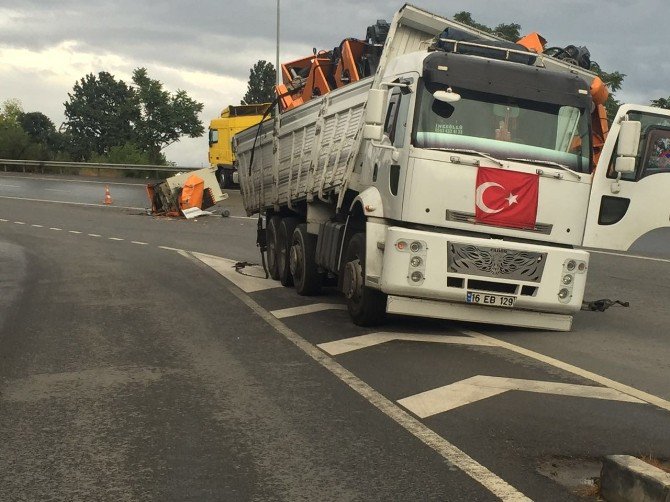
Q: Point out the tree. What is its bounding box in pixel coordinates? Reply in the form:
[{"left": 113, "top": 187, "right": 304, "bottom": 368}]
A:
[
  {"left": 63, "top": 68, "right": 204, "bottom": 163},
  {"left": 63, "top": 72, "right": 139, "bottom": 160},
  {"left": 19, "top": 112, "right": 57, "bottom": 147},
  {"left": 131, "top": 68, "right": 204, "bottom": 163},
  {"left": 0, "top": 99, "right": 23, "bottom": 125},
  {"left": 242, "top": 60, "right": 276, "bottom": 105},
  {"left": 651, "top": 97, "right": 670, "bottom": 109}
]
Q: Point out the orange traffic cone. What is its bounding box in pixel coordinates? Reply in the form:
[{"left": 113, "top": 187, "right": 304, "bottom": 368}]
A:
[{"left": 104, "top": 185, "right": 113, "bottom": 205}]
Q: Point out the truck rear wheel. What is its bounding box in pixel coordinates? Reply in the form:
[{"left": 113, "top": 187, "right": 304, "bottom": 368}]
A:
[
  {"left": 266, "top": 215, "right": 281, "bottom": 280},
  {"left": 290, "top": 224, "right": 322, "bottom": 296},
  {"left": 342, "top": 233, "right": 387, "bottom": 326},
  {"left": 277, "top": 217, "right": 299, "bottom": 287}
]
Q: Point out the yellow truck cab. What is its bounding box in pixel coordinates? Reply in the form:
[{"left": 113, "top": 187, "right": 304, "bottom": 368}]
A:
[{"left": 208, "top": 103, "right": 270, "bottom": 187}]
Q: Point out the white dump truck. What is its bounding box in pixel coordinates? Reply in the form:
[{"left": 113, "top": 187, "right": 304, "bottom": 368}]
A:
[{"left": 235, "top": 4, "right": 670, "bottom": 330}]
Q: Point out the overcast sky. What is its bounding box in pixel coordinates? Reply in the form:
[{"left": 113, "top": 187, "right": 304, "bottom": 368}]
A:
[{"left": 1, "top": 0, "right": 668, "bottom": 166}]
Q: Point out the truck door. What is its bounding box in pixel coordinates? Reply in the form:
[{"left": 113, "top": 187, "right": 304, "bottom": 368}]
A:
[
  {"left": 583, "top": 105, "right": 670, "bottom": 250},
  {"left": 369, "top": 77, "right": 414, "bottom": 221}
]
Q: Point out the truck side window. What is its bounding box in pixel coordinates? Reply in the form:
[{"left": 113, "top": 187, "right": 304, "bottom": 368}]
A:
[
  {"left": 640, "top": 128, "right": 670, "bottom": 178},
  {"left": 209, "top": 129, "right": 219, "bottom": 145},
  {"left": 384, "top": 92, "right": 400, "bottom": 143},
  {"left": 384, "top": 87, "right": 411, "bottom": 148}
]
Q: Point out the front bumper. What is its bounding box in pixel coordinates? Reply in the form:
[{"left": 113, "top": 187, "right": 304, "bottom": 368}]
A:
[{"left": 378, "top": 226, "right": 589, "bottom": 316}]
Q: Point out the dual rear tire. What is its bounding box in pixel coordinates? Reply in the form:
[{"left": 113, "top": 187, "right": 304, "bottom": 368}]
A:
[{"left": 265, "top": 217, "right": 386, "bottom": 325}]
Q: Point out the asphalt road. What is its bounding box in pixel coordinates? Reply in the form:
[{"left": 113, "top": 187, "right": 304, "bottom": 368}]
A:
[{"left": 1, "top": 173, "right": 669, "bottom": 501}]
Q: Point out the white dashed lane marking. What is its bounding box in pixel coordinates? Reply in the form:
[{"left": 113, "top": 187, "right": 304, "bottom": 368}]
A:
[
  {"left": 31, "top": 224, "right": 43, "bottom": 228},
  {"left": 49, "top": 227, "right": 62, "bottom": 231},
  {"left": 14, "top": 221, "right": 25, "bottom": 225},
  {"left": 109, "top": 237, "right": 124, "bottom": 241},
  {"left": 69, "top": 230, "right": 82, "bottom": 234},
  {"left": 88, "top": 233, "right": 101, "bottom": 237},
  {"left": 271, "top": 303, "right": 348, "bottom": 319},
  {"left": 131, "top": 241, "right": 148, "bottom": 245}
]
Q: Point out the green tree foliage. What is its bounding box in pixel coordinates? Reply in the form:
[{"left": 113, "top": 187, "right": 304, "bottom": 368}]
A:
[
  {"left": 650, "top": 97, "right": 670, "bottom": 109},
  {"left": 18, "top": 112, "right": 58, "bottom": 148},
  {"left": 63, "top": 68, "right": 204, "bottom": 164},
  {"left": 453, "top": 11, "right": 520, "bottom": 42},
  {"left": 132, "top": 68, "right": 204, "bottom": 163},
  {"left": 242, "top": 60, "right": 276, "bottom": 105},
  {"left": 0, "top": 100, "right": 43, "bottom": 160},
  {"left": 63, "top": 72, "right": 139, "bottom": 160}
]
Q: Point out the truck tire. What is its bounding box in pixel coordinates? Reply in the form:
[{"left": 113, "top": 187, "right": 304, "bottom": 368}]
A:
[
  {"left": 342, "top": 233, "right": 387, "bottom": 326},
  {"left": 277, "top": 217, "right": 299, "bottom": 287},
  {"left": 290, "top": 224, "right": 322, "bottom": 295},
  {"left": 266, "top": 215, "right": 281, "bottom": 280},
  {"left": 221, "top": 169, "right": 235, "bottom": 189}
]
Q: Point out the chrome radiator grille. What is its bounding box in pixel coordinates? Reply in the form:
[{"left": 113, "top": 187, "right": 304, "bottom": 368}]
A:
[{"left": 447, "top": 243, "right": 546, "bottom": 282}]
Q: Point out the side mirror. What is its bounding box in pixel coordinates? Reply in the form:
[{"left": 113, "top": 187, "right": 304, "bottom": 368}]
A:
[
  {"left": 365, "top": 88, "right": 388, "bottom": 127},
  {"left": 614, "top": 156, "right": 636, "bottom": 174},
  {"left": 617, "top": 120, "right": 641, "bottom": 157},
  {"left": 363, "top": 124, "right": 384, "bottom": 141}
]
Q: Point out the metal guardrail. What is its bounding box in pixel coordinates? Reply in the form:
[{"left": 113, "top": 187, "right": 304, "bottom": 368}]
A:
[{"left": 0, "top": 159, "right": 202, "bottom": 175}]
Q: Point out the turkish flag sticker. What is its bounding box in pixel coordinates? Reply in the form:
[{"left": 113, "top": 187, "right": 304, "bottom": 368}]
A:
[{"left": 475, "top": 167, "right": 539, "bottom": 229}]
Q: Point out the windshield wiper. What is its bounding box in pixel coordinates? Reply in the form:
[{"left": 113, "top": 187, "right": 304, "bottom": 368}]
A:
[
  {"left": 506, "top": 157, "right": 583, "bottom": 180},
  {"left": 425, "top": 147, "right": 504, "bottom": 167}
]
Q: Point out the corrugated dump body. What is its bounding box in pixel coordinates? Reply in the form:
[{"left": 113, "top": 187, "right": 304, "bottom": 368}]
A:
[{"left": 236, "top": 77, "right": 372, "bottom": 215}]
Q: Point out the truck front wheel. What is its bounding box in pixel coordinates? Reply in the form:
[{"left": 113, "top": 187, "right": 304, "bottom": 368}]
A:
[{"left": 342, "top": 233, "right": 387, "bottom": 326}]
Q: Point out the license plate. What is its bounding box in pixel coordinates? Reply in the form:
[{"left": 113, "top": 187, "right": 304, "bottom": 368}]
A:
[{"left": 466, "top": 291, "right": 516, "bottom": 308}]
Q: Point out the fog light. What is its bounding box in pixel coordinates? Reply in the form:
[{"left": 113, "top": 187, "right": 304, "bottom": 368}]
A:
[
  {"left": 566, "top": 260, "right": 576, "bottom": 271},
  {"left": 396, "top": 240, "right": 407, "bottom": 251},
  {"left": 410, "top": 241, "right": 422, "bottom": 253},
  {"left": 558, "top": 288, "right": 570, "bottom": 299},
  {"left": 562, "top": 274, "right": 573, "bottom": 285},
  {"left": 578, "top": 262, "right": 586, "bottom": 272},
  {"left": 411, "top": 271, "right": 423, "bottom": 282},
  {"left": 410, "top": 256, "right": 422, "bottom": 267}
]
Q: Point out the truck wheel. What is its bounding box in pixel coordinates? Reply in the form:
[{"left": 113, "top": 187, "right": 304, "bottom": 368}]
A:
[
  {"left": 277, "top": 217, "right": 298, "bottom": 287},
  {"left": 266, "top": 215, "right": 281, "bottom": 280},
  {"left": 290, "top": 224, "right": 322, "bottom": 295},
  {"left": 221, "top": 170, "right": 234, "bottom": 189},
  {"left": 342, "top": 233, "right": 387, "bottom": 326}
]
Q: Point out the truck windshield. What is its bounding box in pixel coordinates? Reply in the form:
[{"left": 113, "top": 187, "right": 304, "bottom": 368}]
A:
[{"left": 413, "top": 83, "right": 591, "bottom": 173}]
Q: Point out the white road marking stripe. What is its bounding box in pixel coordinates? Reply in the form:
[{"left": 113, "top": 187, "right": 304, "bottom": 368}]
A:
[
  {"left": 398, "top": 375, "right": 645, "bottom": 418},
  {"left": 31, "top": 224, "right": 43, "bottom": 228},
  {"left": 158, "top": 245, "right": 185, "bottom": 252},
  {"left": 0, "top": 184, "right": 20, "bottom": 188},
  {"left": 318, "top": 332, "right": 494, "bottom": 356},
  {"left": 0, "top": 195, "right": 144, "bottom": 211},
  {"left": 49, "top": 227, "right": 61, "bottom": 231},
  {"left": 131, "top": 241, "right": 148, "bottom": 245},
  {"left": 462, "top": 330, "right": 670, "bottom": 413},
  {"left": 88, "top": 233, "right": 101, "bottom": 237},
  {"left": 271, "top": 303, "right": 347, "bottom": 319},
  {"left": 182, "top": 250, "right": 529, "bottom": 501},
  {"left": 14, "top": 221, "right": 25, "bottom": 225},
  {"left": 44, "top": 188, "right": 68, "bottom": 192},
  {"left": 108, "top": 237, "right": 124, "bottom": 241},
  {"left": 229, "top": 215, "right": 257, "bottom": 220},
  {"left": 0, "top": 218, "right": 7, "bottom": 222},
  {"left": 589, "top": 249, "right": 670, "bottom": 264},
  {"left": 190, "top": 252, "right": 281, "bottom": 293},
  {"left": 68, "top": 230, "right": 82, "bottom": 234}
]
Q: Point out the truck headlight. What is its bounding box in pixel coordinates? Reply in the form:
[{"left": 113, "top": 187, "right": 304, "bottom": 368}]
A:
[
  {"left": 410, "top": 256, "right": 422, "bottom": 267},
  {"left": 558, "top": 288, "right": 570, "bottom": 300},
  {"left": 411, "top": 271, "right": 423, "bottom": 282},
  {"left": 562, "top": 274, "right": 573, "bottom": 285},
  {"left": 410, "top": 241, "right": 422, "bottom": 253}
]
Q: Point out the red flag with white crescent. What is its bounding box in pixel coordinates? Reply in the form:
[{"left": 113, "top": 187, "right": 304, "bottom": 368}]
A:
[{"left": 475, "top": 167, "right": 539, "bottom": 229}]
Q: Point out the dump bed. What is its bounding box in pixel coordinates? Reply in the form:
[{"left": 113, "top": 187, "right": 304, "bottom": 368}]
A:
[{"left": 235, "top": 77, "right": 371, "bottom": 214}]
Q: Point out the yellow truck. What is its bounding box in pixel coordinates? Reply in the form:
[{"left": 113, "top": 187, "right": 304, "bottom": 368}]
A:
[{"left": 208, "top": 103, "right": 270, "bottom": 187}]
